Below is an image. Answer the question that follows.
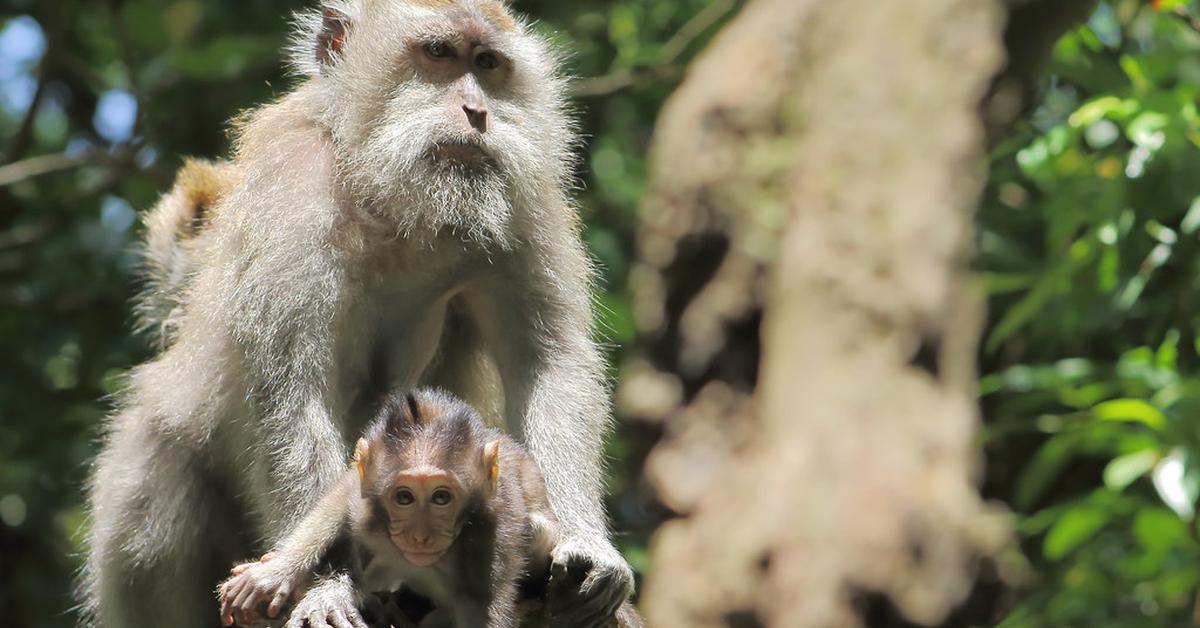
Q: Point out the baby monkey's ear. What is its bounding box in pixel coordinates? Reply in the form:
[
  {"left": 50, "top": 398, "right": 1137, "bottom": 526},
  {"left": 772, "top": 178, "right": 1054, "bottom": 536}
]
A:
[
  {"left": 316, "top": 8, "right": 351, "bottom": 67},
  {"left": 482, "top": 440, "right": 501, "bottom": 499},
  {"left": 354, "top": 437, "right": 371, "bottom": 496}
]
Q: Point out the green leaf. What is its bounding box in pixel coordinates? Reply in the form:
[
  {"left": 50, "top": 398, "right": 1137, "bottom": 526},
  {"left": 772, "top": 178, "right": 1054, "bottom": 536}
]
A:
[
  {"left": 980, "top": 272, "right": 1033, "bottom": 295},
  {"left": 1091, "top": 399, "right": 1166, "bottom": 430},
  {"left": 985, "top": 276, "right": 1057, "bottom": 353},
  {"left": 1156, "top": 329, "right": 1180, "bottom": 372},
  {"left": 1120, "top": 55, "right": 1152, "bottom": 91},
  {"left": 1103, "top": 449, "right": 1159, "bottom": 491},
  {"left": 1016, "top": 433, "right": 1081, "bottom": 510},
  {"left": 1043, "top": 504, "right": 1109, "bottom": 560},
  {"left": 1126, "top": 111, "right": 1170, "bottom": 147},
  {"left": 1068, "top": 95, "right": 1132, "bottom": 128},
  {"left": 1181, "top": 196, "right": 1200, "bottom": 234},
  {"left": 1155, "top": 0, "right": 1189, "bottom": 13}
]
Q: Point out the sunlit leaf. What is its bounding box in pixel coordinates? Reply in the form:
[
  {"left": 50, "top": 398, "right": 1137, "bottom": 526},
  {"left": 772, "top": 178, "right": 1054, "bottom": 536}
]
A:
[
  {"left": 1153, "top": 0, "right": 1189, "bottom": 12},
  {"left": 1103, "top": 449, "right": 1159, "bottom": 491},
  {"left": 1126, "top": 111, "right": 1170, "bottom": 147},
  {"left": 1153, "top": 450, "right": 1198, "bottom": 520},
  {"left": 1091, "top": 399, "right": 1166, "bottom": 430},
  {"left": 1068, "top": 96, "right": 1132, "bottom": 128}
]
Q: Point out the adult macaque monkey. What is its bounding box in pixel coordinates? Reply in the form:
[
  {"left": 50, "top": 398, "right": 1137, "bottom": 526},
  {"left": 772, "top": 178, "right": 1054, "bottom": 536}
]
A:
[{"left": 83, "top": 1, "right": 632, "bottom": 627}]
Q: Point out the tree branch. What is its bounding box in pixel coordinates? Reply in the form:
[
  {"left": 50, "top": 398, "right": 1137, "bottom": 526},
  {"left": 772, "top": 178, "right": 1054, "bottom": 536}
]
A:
[
  {"left": 570, "top": 0, "right": 739, "bottom": 99},
  {"left": 0, "top": 148, "right": 135, "bottom": 188}
]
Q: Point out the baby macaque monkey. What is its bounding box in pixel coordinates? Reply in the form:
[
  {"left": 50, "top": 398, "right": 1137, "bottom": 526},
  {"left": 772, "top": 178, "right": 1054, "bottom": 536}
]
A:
[{"left": 219, "top": 389, "right": 565, "bottom": 628}]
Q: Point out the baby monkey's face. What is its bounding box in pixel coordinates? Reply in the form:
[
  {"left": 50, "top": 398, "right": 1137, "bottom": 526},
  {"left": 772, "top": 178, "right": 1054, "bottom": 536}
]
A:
[
  {"left": 354, "top": 393, "right": 504, "bottom": 569},
  {"left": 381, "top": 468, "right": 468, "bottom": 566}
]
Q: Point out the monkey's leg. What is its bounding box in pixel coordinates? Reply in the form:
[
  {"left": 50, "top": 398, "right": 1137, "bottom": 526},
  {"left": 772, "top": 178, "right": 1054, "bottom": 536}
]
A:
[
  {"left": 422, "top": 300, "right": 504, "bottom": 428},
  {"left": 470, "top": 253, "right": 635, "bottom": 628},
  {"left": 85, "top": 414, "right": 243, "bottom": 628}
]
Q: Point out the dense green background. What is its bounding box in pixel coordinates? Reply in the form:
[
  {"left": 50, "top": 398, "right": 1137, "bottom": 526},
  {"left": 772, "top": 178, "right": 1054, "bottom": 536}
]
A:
[
  {"left": 982, "top": 1, "right": 1200, "bottom": 625},
  {"left": 5, "top": 0, "right": 1200, "bottom": 626}
]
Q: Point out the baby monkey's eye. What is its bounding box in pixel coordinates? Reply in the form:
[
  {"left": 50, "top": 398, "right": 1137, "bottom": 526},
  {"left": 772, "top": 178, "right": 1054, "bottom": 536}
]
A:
[
  {"left": 431, "top": 488, "right": 454, "bottom": 506},
  {"left": 474, "top": 51, "right": 499, "bottom": 71},
  {"left": 424, "top": 41, "right": 453, "bottom": 59},
  {"left": 394, "top": 489, "right": 416, "bottom": 506}
]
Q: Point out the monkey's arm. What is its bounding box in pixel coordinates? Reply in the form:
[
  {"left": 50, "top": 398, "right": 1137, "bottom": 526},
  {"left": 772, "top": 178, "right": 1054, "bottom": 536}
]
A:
[
  {"left": 471, "top": 232, "right": 633, "bottom": 628},
  {"left": 213, "top": 131, "right": 352, "bottom": 534}
]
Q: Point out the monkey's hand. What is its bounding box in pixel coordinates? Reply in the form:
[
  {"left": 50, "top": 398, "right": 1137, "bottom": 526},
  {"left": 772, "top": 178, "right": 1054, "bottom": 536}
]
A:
[
  {"left": 285, "top": 574, "right": 369, "bottom": 628},
  {"left": 546, "top": 536, "right": 635, "bottom": 628},
  {"left": 219, "top": 557, "right": 301, "bottom": 626}
]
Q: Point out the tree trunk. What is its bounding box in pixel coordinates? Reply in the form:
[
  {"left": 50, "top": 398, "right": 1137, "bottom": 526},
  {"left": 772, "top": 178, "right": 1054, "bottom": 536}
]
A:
[{"left": 622, "top": 1, "right": 1014, "bottom": 625}]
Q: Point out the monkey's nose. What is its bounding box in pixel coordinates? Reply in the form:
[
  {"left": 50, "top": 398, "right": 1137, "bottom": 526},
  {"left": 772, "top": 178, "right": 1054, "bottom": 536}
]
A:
[{"left": 462, "top": 105, "right": 488, "bottom": 133}]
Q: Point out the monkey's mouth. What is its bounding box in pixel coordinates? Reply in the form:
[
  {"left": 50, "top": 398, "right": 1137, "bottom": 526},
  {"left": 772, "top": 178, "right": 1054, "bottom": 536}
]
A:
[
  {"left": 400, "top": 550, "right": 445, "bottom": 566},
  {"left": 428, "top": 141, "right": 493, "bottom": 168}
]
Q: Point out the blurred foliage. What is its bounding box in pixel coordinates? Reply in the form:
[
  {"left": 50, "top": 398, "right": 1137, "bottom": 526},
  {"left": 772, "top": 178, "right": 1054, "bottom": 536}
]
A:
[
  {"left": 981, "top": 1, "right": 1200, "bottom": 625},
  {"left": 0, "top": 1, "right": 728, "bottom": 626}
]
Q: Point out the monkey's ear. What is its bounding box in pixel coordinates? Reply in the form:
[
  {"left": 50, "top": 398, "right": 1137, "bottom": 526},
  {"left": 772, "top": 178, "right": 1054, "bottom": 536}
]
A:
[
  {"left": 316, "top": 8, "right": 351, "bottom": 67},
  {"left": 354, "top": 437, "right": 371, "bottom": 486},
  {"left": 482, "top": 440, "right": 501, "bottom": 498}
]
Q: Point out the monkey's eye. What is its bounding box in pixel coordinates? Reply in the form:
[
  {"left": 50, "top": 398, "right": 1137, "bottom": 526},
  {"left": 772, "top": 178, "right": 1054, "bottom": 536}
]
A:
[
  {"left": 424, "top": 41, "right": 453, "bottom": 59},
  {"left": 474, "top": 51, "right": 499, "bottom": 71},
  {"left": 394, "top": 489, "right": 416, "bottom": 506},
  {"left": 431, "top": 488, "right": 454, "bottom": 506}
]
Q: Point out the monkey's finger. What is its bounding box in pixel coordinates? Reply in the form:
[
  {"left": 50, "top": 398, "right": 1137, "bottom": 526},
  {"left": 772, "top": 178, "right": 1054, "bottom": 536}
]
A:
[
  {"left": 269, "top": 586, "right": 292, "bottom": 618},
  {"left": 260, "top": 552, "right": 276, "bottom": 563},
  {"left": 220, "top": 595, "right": 240, "bottom": 627},
  {"left": 329, "top": 610, "right": 356, "bottom": 628},
  {"left": 350, "top": 612, "right": 369, "bottom": 628},
  {"left": 307, "top": 611, "right": 334, "bottom": 628},
  {"left": 581, "top": 569, "right": 630, "bottom": 609},
  {"left": 546, "top": 561, "right": 589, "bottom": 613},
  {"left": 550, "top": 582, "right": 625, "bottom": 628},
  {"left": 583, "top": 567, "right": 632, "bottom": 608},
  {"left": 220, "top": 581, "right": 244, "bottom": 617},
  {"left": 230, "top": 582, "right": 261, "bottom": 614}
]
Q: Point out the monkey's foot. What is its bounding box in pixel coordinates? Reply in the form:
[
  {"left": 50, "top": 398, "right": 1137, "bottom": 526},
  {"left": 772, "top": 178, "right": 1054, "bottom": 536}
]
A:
[
  {"left": 286, "top": 575, "right": 368, "bottom": 628},
  {"left": 546, "top": 536, "right": 634, "bottom": 628}
]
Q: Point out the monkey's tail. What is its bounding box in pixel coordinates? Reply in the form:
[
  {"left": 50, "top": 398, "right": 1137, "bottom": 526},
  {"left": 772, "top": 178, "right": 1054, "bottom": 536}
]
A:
[{"left": 133, "top": 157, "right": 234, "bottom": 350}]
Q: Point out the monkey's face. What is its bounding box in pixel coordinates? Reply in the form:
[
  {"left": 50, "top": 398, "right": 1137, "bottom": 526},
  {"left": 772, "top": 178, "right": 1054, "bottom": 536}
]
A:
[
  {"left": 381, "top": 467, "right": 468, "bottom": 566},
  {"left": 317, "top": 2, "right": 574, "bottom": 241},
  {"left": 356, "top": 392, "right": 504, "bottom": 568}
]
